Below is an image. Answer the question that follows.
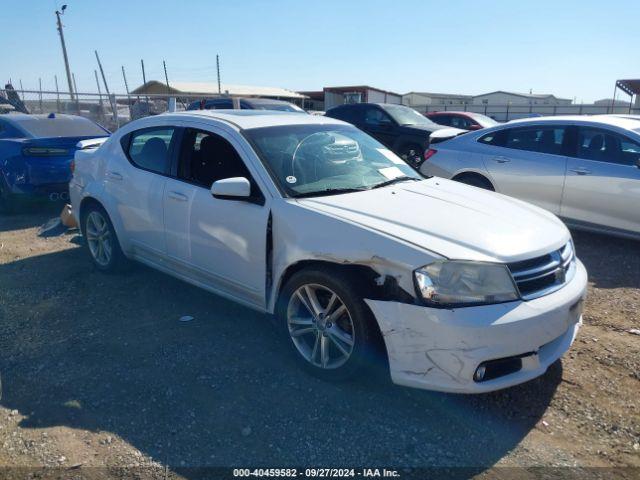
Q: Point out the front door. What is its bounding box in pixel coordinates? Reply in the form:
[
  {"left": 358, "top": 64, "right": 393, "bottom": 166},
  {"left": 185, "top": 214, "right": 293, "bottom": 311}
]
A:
[
  {"left": 163, "top": 125, "right": 270, "bottom": 308},
  {"left": 561, "top": 126, "right": 640, "bottom": 234},
  {"left": 481, "top": 124, "right": 569, "bottom": 214},
  {"left": 359, "top": 106, "right": 396, "bottom": 148}
]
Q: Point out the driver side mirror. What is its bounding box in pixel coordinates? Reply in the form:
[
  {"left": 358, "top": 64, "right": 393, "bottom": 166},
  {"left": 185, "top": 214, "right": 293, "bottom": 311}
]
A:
[{"left": 211, "top": 177, "right": 251, "bottom": 200}]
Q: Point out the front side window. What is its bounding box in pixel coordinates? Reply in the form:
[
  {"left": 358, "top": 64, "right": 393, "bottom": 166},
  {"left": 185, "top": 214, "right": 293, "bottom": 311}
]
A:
[
  {"left": 245, "top": 124, "right": 421, "bottom": 198},
  {"left": 577, "top": 127, "right": 640, "bottom": 166},
  {"left": 450, "top": 116, "right": 472, "bottom": 129},
  {"left": 504, "top": 126, "right": 566, "bottom": 155},
  {"left": 127, "top": 127, "right": 176, "bottom": 174},
  {"left": 177, "top": 128, "right": 252, "bottom": 188},
  {"left": 364, "top": 107, "right": 392, "bottom": 126}
]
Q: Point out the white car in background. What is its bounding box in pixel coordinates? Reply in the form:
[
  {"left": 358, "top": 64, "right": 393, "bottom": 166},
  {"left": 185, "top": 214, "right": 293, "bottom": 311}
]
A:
[
  {"left": 70, "top": 110, "right": 586, "bottom": 393},
  {"left": 421, "top": 115, "right": 640, "bottom": 239}
]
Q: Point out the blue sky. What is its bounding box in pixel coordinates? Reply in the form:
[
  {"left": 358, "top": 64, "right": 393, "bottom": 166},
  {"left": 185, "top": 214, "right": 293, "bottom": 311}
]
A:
[{"left": 3, "top": 0, "right": 639, "bottom": 102}]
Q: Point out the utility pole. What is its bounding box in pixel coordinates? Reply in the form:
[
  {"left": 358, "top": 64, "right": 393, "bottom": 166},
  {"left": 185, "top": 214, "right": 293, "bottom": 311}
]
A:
[
  {"left": 141, "top": 59, "right": 147, "bottom": 85},
  {"left": 216, "top": 54, "right": 221, "bottom": 94},
  {"left": 95, "top": 50, "right": 118, "bottom": 128},
  {"left": 72, "top": 72, "right": 80, "bottom": 113},
  {"left": 55, "top": 5, "right": 75, "bottom": 100},
  {"left": 55, "top": 75, "right": 60, "bottom": 112},
  {"left": 163, "top": 60, "right": 170, "bottom": 96}
]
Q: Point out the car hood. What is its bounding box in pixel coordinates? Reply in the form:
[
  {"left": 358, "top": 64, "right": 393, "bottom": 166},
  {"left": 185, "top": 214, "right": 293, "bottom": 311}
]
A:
[{"left": 296, "top": 178, "right": 570, "bottom": 263}]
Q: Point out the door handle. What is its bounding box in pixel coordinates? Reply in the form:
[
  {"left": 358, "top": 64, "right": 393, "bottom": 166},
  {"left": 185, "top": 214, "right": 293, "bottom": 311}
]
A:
[
  {"left": 168, "top": 191, "right": 188, "bottom": 202},
  {"left": 106, "top": 171, "right": 123, "bottom": 180},
  {"left": 493, "top": 156, "right": 510, "bottom": 163},
  {"left": 570, "top": 168, "right": 592, "bottom": 175}
]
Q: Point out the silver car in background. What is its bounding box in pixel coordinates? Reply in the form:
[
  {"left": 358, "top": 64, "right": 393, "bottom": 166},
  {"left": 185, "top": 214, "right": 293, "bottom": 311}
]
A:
[{"left": 421, "top": 115, "right": 640, "bottom": 239}]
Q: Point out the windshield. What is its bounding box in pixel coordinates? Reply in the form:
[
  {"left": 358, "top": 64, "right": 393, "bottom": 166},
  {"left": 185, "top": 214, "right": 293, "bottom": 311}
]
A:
[
  {"left": 382, "top": 105, "right": 438, "bottom": 127},
  {"left": 245, "top": 124, "right": 421, "bottom": 197},
  {"left": 468, "top": 113, "right": 500, "bottom": 127}
]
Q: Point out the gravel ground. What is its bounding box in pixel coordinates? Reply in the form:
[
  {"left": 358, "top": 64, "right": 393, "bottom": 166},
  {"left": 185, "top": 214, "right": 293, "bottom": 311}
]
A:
[{"left": 0, "top": 209, "right": 638, "bottom": 479}]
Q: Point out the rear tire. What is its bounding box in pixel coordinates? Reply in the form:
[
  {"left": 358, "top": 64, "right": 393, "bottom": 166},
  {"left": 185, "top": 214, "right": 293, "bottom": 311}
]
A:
[
  {"left": 276, "top": 267, "right": 382, "bottom": 382},
  {"left": 81, "top": 203, "right": 128, "bottom": 272},
  {"left": 455, "top": 174, "right": 494, "bottom": 191}
]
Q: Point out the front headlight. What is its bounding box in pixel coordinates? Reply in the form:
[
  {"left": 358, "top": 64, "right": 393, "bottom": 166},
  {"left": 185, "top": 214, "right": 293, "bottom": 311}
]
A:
[{"left": 414, "top": 260, "right": 519, "bottom": 307}]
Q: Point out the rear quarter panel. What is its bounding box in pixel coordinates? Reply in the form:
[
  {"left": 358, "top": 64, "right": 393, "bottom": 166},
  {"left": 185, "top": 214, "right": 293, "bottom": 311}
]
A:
[{"left": 420, "top": 136, "right": 489, "bottom": 180}]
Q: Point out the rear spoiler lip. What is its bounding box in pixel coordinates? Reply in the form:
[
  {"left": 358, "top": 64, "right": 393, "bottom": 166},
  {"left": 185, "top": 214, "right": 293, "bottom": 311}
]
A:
[{"left": 76, "top": 137, "right": 109, "bottom": 150}]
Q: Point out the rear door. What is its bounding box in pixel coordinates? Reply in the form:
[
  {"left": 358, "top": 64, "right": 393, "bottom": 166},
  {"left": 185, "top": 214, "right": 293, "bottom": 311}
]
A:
[
  {"left": 480, "top": 125, "right": 569, "bottom": 214},
  {"left": 561, "top": 126, "right": 640, "bottom": 233},
  {"left": 105, "top": 126, "right": 177, "bottom": 261}
]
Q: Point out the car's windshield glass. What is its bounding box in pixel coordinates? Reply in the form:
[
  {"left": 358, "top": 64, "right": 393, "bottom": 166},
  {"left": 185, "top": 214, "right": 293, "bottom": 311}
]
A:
[
  {"left": 382, "top": 105, "right": 437, "bottom": 127},
  {"left": 469, "top": 113, "right": 499, "bottom": 127},
  {"left": 14, "top": 117, "right": 108, "bottom": 137},
  {"left": 245, "top": 124, "right": 421, "bottom": 197}
]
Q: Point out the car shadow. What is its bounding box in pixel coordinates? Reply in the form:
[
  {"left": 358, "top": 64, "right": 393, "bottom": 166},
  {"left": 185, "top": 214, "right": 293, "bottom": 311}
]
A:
[
  {"left": 570, "top": 229, "right": 640, "bottom": 289},
  {"left": 0, "top": 203, "right": 65, "bottom": 233},
  {"left": 0, "top": 240, "right": 561, "bottom": 477}
]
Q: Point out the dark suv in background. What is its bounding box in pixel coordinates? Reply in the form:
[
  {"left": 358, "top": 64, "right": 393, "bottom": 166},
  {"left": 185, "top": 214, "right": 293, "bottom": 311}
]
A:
[
  {"left": 325, "top": 103, "right": 447, "bottom": 167},
  {"left": 187, "top": 97, "right": 306, "bottom": 113}
]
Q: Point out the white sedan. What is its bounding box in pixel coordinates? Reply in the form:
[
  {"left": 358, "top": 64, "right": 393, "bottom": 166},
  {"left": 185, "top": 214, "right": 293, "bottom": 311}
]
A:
[{"left": 70, "top": 110, "right": 587, "bottom": 393}]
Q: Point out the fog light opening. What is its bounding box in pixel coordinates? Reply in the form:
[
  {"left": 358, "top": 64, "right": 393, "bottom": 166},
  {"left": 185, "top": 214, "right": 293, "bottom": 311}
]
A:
[{"left": 473, "top": 364, "right": 486, "bottom": 382}]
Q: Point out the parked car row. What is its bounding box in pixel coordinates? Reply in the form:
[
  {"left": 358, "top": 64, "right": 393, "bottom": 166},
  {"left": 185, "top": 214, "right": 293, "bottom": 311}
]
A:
[{"left": 68, "top": 109, "right": 587, "bottom": 394}]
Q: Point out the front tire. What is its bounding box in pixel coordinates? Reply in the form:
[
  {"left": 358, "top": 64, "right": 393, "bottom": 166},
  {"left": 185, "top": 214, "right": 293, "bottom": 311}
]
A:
[
  {"left": 81, "top": 203, "right": 128, "bottom": 272},
  {"left": 276, "top": 268, "right": 381, "bottom": 381}
]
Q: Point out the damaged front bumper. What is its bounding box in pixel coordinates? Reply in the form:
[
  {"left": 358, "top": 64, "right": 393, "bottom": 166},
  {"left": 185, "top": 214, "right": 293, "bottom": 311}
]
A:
[{"left": 366, "top": 259, "right": 587, "bottom": 394}]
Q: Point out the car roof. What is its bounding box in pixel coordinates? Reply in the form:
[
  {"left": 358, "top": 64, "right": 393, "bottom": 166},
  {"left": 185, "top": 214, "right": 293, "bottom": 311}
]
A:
[
  {"left": 161, "top": 109, "right": 346, "bottom": 130},
  {"left": 427, "top": 111, "right": 472, "bottom": 116},
  {"left": 506, "top": 114, "right": 640, "bottom": 131}
]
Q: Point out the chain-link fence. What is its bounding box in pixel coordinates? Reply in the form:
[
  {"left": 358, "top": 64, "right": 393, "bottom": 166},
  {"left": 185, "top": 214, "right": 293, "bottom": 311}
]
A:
[{"left": 0, "top": 88, "right": 241, "bottom": 132}]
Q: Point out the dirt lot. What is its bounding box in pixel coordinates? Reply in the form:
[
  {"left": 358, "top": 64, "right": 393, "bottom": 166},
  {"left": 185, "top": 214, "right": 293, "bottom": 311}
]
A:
[{"left": 0, "top": 208, "right": 638, "bottom": 479}]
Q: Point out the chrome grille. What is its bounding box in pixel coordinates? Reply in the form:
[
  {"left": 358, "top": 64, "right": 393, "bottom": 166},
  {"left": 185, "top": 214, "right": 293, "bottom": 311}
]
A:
[{"left": 508, "top": 242, "right": 575, "bottom": 300}]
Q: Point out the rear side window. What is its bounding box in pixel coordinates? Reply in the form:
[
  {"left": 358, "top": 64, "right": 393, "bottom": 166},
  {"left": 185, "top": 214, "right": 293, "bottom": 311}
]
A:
[
  {"left": 504, "top": 126, "right": 566, "bottom": 155},
  {"left": 478, "top": 129, "right": 506, "bottom": 146},
  {"left": 577, "top": 127, "right": 640, "bottom": 166},
  {"left": 126, "top": 127, "right": 176, "bottom": 174}
]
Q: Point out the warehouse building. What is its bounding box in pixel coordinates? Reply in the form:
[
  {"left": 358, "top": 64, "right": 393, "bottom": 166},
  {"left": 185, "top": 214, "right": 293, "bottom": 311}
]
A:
[
  {"left": 471, "top": 91, "right": 572, "bottom": 106},
  {"left": 402, "top": 92, "right": 473, "bottom": 112}
]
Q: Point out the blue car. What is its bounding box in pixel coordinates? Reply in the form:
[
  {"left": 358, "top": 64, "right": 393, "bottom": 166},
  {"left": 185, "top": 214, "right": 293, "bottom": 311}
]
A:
[{"left": 0, "top": 113, "right": 109, "bottom": 212}]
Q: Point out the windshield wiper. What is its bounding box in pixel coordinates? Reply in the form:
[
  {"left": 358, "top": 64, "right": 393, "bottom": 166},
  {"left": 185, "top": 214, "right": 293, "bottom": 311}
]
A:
[
  {"left": 294, "top": 187, "right": 370, "bottom": 198},
  {"left": 370, "top": 176, "right": 419, "bottom": 190}
]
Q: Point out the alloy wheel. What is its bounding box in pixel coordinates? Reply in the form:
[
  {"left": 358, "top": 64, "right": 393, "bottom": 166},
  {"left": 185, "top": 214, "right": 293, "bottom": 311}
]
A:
[
  {"left": 287, "top": 284, "right": 355, "bottom": 369},
  {"left": 86, "top": 211, "right": 113, "bottom": 267}
]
